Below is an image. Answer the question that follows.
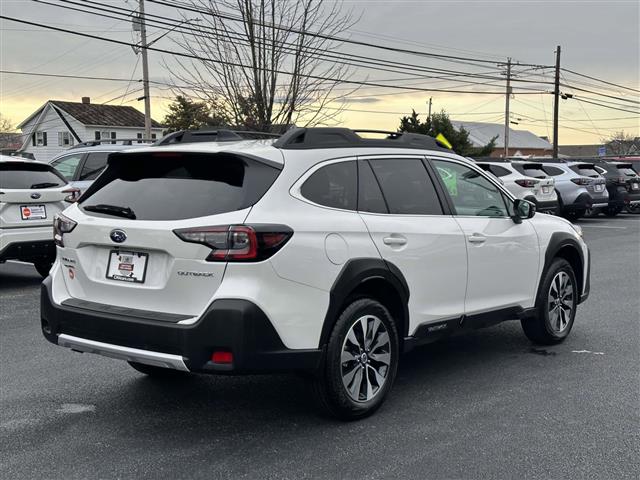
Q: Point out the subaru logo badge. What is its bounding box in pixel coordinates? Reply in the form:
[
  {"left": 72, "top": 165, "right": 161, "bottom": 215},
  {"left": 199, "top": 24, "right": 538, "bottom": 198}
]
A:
[
  {"left": 30, "top": 192, "right": 41, "bottom": 199},
  {"left": 110, "top": 229, "right": 127, "bottom": 243}
]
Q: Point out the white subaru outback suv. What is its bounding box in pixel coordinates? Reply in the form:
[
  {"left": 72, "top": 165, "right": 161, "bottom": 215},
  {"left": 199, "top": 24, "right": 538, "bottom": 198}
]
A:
[
  {"left": 41, "top": 128, "right": 590, "bottom": 420},
  {"left": 0, "top": 155, "right": 79, "bottom": 276}
]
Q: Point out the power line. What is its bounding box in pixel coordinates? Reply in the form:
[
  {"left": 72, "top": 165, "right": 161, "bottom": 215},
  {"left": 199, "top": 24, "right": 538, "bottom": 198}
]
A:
[
  {"left": 0, "top": 70, "right": 140, "bottom": 82},
  {"left": 36, "top": 0, "right": 553, "bottom": 90},
  {"left": 148, "top": 0, "right": 552, "bottom": 69},
  {"left": 0, "top": 15, "right": 549, "bottom": 96},
  {"left": 561, "top": 67, "right": 640, "bottom": 94}
]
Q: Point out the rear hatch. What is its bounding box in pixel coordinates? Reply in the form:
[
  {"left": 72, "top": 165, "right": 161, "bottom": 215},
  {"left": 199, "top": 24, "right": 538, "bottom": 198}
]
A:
[
  {"left": 615, "top": 163, "right": 640, "bottom": 195},
  {"left": 60, "top": 150, "right": 282, "bottom": 317},
  {"left": 0, "top": 161, "right": 70, "bottom": 228},
  {"left": 568, "top": 163, "right": 607, "bottom": 195},
  {"left": 511, "top": 163, "right": 555, "bottom": 197}
]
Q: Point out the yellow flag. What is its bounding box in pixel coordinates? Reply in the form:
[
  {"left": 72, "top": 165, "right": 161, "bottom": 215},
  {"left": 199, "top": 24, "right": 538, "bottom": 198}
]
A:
[{"left": 435, "top": 133, "right": 453, "bottom": 150}]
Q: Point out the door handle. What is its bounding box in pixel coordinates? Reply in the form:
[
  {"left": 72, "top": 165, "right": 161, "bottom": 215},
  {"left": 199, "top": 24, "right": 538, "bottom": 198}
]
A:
[
  {"left": 383, "top": 236, "right": 407, "bottom": 246},
  {"left": 468, "top": 234, "right": 487, "bottom": 244}
]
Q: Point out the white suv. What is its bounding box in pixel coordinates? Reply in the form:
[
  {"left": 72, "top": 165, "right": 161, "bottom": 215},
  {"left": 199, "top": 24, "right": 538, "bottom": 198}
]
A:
[
  {"left": 0, "top": 155, "right": 79, "bottom": 276},
  {"left": 475, "top": 160, "right": 559, "bottom": 214},
  {"left": 41, "top": 128, "right": 590, "bottom": 419}
]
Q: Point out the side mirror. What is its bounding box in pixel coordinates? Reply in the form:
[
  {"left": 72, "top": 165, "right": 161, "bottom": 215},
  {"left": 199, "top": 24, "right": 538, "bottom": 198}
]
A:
[{"left": 512, "top": 199, "right": 536, "bottom": 223}]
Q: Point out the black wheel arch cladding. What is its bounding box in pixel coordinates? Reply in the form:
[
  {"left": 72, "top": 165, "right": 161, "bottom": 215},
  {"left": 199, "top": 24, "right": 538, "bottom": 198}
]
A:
[
  {"left": 543, "top": 232, "right": 585, "bottom": 300},
  {"left": 319, "top": 258, "right": 410, "bottom": 348}
]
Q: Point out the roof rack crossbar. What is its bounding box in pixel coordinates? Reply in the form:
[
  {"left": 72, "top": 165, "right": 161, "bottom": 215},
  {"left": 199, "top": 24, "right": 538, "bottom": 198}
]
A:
[
  {"left": 71, "top": 138, "right": 155, "bottom": 148},
  {"left": 272, "top": 127, "right": 448, "bottom": 151},
  {"left": 155, "top": 129, "right": 283, "bottom": 145}
]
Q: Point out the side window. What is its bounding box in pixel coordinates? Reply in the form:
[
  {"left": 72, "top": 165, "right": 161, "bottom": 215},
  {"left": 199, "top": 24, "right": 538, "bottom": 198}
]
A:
[
  {"left": 79, "top": 152, "right": 110, "bottom": 181},
  {"left": 300, "top": 161, "right": 357, "bottom": 210},
  {"left": 358, "top": 160, "right": 388, "bottom": 213},
  {"left": 51, "top": 153, "right": 83, "bottom": 180},
  {"left": 433, "top": 160, "right": 509, "bottom": 217},
  {"left": 369, "top": 159, "right": 443, "bottom": 215}
]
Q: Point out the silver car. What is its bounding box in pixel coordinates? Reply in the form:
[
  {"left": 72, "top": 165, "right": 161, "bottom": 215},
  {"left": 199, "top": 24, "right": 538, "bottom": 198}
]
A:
[
  {"left": 48, "top": 141, "right": 151, "bottom": 194},
  {"left": 537, "top": 162, "right": 609, "bottom": 219}
]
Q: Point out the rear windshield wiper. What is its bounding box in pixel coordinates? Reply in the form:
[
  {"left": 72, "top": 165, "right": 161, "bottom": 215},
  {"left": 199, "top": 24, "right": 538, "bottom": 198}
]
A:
[
  {"left": 83, "top": 204, "right": 137, "bottom": 219},
  {"left": 30, "top": 182, "right": 59, "bottom": 189}
]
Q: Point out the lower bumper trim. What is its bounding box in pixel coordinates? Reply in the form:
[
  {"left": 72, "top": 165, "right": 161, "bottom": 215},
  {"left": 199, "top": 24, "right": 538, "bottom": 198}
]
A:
[{"left": 57, "top": 333, "right": 190, "bottom": 371}]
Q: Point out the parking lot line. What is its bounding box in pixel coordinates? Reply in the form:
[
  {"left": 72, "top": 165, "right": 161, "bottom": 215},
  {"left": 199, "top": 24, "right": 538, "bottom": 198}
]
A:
[{"left": 580, "top": 225, "right": 628, "bottom": 229}]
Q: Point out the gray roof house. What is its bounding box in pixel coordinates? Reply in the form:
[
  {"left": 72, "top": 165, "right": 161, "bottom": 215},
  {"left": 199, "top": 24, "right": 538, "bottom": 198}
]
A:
[
  {"left": 451, "top": 120, "right": 553, "bottom": 158},
  {"left": 17, "top": 97, "right": 164, "bottom": 162}
]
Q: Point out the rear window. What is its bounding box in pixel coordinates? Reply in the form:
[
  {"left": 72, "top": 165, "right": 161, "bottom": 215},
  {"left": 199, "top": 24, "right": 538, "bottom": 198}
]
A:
[
  {"left": 569, "top": 164, "right": 601, "bottom": 178},
  {"left": 616, "top": 164, "right": 638, "bottom": 176},
  {"left": 0, "top": 162, "right": 66, "bottom": 189},
  {"left": 511, "top": 163, "right": 548, "bottom": 179},
  {"left": 542, "top": 165, "right": 565, "bottom": 176},
  {"left": 79, "top": 153, "right": 281, "bottom": 221}
]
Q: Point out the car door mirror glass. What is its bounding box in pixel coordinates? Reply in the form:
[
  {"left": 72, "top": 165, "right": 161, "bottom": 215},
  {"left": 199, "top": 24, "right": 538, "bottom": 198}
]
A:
[{"left": 514, "top": 198, "right": 536, "bottom": 220}]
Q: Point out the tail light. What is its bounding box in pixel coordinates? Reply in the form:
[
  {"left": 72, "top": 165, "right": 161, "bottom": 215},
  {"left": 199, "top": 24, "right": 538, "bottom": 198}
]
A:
[
  {"left": 62, "top": 187, "right": 81, "bottom": 203},
  {"left": 174, "top": 224, "right": 293, "bottom": 262},
  {"left": 53, "top": 213, "right": 77, "bottom": 247},
  {"left": 515, "top": 179, "right": 539, "bottom": 188},
  {"left": 616, "top": 177, "right": 627, "bottom": 185},
  {"left": 570, "top": 178, "right": 592, "bottom": 186}
]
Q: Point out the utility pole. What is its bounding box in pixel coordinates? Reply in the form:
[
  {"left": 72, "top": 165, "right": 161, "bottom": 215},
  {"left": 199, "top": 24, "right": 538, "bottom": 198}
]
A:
[
  {"left": 552, "top": 45, "right": 561, "bottom": 158},
  {"left": 427, "top": 97, "right": 432, "bottom": 121},
  {"left": 139, "top": 0, "right": 152, "bottom": 139},
  {"left": 504, "top": 58, "right": 511, "bottom": 158}
]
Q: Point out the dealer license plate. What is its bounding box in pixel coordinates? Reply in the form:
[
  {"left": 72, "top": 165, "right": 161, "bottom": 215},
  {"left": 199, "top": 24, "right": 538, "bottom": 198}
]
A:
[
  {"left": 542, "top": 186, "right": 551, "bottom": 194},
  {"left": 595, "top": 184, "right": 604, "bottom": 192},
  {"left": 632, "top": 183, "right": 639, "bottom": 190},
  {"left": 106, "top": 250, "right": 148, "bottom": 283},
  {"left": 21, "top": 205, "right": 46, "bottom": 220}
]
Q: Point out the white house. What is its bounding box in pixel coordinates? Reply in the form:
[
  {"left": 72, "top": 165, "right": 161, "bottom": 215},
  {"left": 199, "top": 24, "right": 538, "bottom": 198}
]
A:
[
  {"left": 17, "top": 97, "right": 164, "bottom": 162},
  {"left": 451, "top": 120, "right": 553, "bottom": 158}
]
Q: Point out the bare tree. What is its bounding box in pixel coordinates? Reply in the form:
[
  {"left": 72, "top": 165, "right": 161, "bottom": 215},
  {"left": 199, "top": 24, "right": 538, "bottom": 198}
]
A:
[
  {"left": 0, "top": 113, "right": 16, "bottom": 133},
  {"left": 165, "top": 0, "right": 358, "bottom": 131},
  {"left": 602, "top": 130, "right": 640, "bottom": 156}
]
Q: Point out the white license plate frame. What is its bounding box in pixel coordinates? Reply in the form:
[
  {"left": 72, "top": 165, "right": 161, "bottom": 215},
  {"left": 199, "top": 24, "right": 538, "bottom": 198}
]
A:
[
  {"left": 106, "top": 250, "right": 149, "bottom": 284},
  {"left": 542, "top": 186, "right": 551, "bottom": 194},
  {"left": 595, "top": 184, "right": 604, "bottom": 192},
  {"left": 20, "top": 204, "right": 46, "bottom": 220},
  {"left": 632, "top": 183, "right": 639, "bottom": 190}
]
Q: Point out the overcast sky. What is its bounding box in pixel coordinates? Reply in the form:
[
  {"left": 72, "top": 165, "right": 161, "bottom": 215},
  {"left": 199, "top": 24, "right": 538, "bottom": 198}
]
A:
[{"left": 1, "top": 0, "right": 638, "bottom": 144}]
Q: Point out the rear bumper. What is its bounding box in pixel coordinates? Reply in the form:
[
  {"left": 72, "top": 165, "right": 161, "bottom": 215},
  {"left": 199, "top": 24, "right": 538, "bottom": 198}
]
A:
[
  {"left": 563, "top": 192, "right": 608, "bottom": 211},
  {"left": 41, "top": 276, "right": 323, "bottom": 374},
  {"left": 0, "top": 226, "right": 55, "bottom": 262}
]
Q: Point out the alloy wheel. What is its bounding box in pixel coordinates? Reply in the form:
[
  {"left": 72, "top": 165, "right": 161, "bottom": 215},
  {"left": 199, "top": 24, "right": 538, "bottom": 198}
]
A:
[
  {"left": 547, "top": 271, "right": 574, "bottom": 333},
  {"left": 340, "top": 315, "right": 391, "bottom": 403}
]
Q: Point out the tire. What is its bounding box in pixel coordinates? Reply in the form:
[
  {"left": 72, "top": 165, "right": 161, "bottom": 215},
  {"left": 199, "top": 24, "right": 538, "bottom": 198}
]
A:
[
  {"left": 604, "top": 206, "right": 621, "bottom": 217},
  {"left": 625, "top": 204, "right": 640, "bottom": 214},
  {"left": 128, "top": 361, "right": 191, "bottom": 378},
  {"left": 33, "top": 260, "right": 53, "bottom": 278},
  {"left": 312, "top": 298, "right": 399, "bottom": 420},
  {"left": 521, "top": 258, "right": 578, "bottom": 345},
  {"left": 564, "top": 209, "right": 584, "bottom": 221}
]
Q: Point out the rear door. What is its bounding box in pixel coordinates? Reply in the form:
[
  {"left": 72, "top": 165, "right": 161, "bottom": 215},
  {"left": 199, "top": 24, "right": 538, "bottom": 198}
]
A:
[
  {"left": 357, "top": 156, "right": 467, "bottom": 332},
  {"left": 0, "top": 161, "right": 68, "bottom": 229},
  {"left": 431, "top": 158, "right": 539, "bottom": 314},
  {"left": 75, "top": 151, "right": 111, "bottom": 192},
  {"left": 62, "top": 151, "right": 282, "bottom": 317}
]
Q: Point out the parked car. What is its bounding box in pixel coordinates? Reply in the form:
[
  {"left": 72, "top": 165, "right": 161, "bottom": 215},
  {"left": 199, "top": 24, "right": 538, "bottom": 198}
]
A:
[
  {"left": 609, "top": 157, "right": 640, "bottom": 213},
  {"left": 474, "top": 160, "right": 559, "bottom": 214},
  {"left": 48, "top": 140, "right": 152, "bottom": 194},
  {"left": 0, "top": 155, "right": 79, "bottom": 277},
  {"left": 588, "top": 159, "right": 640, "bottom": 216},
  {"left": 41, "top": 128, "right": 590, "bottom": 420},
  {"left": 535, "top": 161, "right": 609, "bottom": 219}
]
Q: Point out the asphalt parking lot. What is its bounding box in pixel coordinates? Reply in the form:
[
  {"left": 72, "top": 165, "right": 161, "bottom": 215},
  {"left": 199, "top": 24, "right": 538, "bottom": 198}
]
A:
[{"left": 1, "top": 214, "right": 638, "bottom": 480}]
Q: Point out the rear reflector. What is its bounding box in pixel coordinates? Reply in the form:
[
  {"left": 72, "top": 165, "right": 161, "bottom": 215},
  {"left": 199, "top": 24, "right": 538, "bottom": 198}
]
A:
[{"left": 211, "top": 351, "right": 233, "bottom": 364}]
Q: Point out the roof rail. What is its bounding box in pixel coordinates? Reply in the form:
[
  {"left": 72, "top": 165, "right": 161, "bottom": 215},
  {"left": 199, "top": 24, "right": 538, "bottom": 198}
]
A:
[
  {"left": 272, "top": 127, "right": 449, "bottom": 151},
  {"left": 155, "top": 129, "right": 281, "bottom": 146},
  {"left": 71, "top": 138, "right": 155, "bottom": 149}
]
